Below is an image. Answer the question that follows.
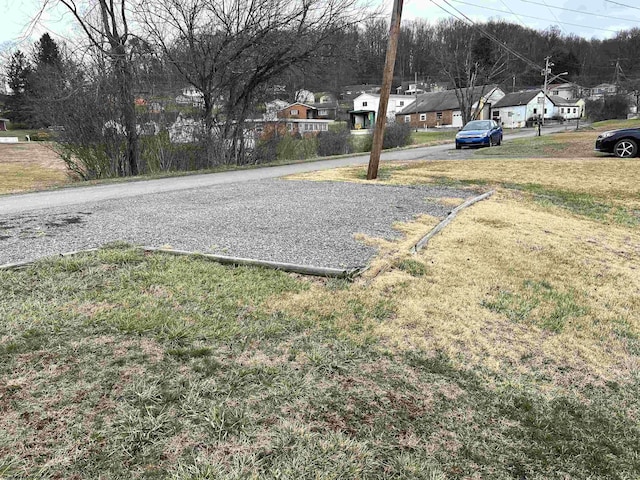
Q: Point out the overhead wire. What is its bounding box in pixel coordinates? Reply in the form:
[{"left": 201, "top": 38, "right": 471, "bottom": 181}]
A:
[
  {"left": 519, "top": 0, "right": 640, "bottom": 25},
  {"left": 432, "top": 0, "right": 578, "bottom": 87},
  {"left": 434, "top": 0, "right": 544, "bottom": 71},
  {"left": 540, "top": 0, "right": 567, "bottom": 35},
  {"left": 604, "top": 0, "right": 640, "bottom": 12},
  {"left": 447, "top": 0, "right": 623, "bottom": 34},
  {"left": 498, "top": 0, "right": 528, "bottom": 28}
]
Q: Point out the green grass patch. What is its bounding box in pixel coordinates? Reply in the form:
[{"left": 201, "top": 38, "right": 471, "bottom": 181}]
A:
[
  {"left": 0, "top": 129, "right": 55, "bottom": 140},
  {"left": 482, "top": 280, "right": 588, "bottom": 332},
  {"left": 411, "top": 130, "right": 457, "bottom": 145},
  {"left": 591, "top": 119, "right": 640, "bottom": 129},
  {"left": 512, "top": 183, "right": 640, "bottom": 226},
  {"left": 426, "top": 176, "right": 639, "bottom": 226},
  {"left": 474, "top": 135, "right": 568, "bottom": 158},
  {"left": 1, "top": 247, "right": 639, "bottom": 478},
  {"left": 395, "top": 258, "right": 428, "bottom": 277}
]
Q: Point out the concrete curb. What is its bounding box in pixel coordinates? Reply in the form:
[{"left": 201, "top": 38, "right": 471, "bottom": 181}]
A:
[
  {"left": 411, "top": 190, "right": 495, "bottom": 254},
  {"left": 0, "top": 246, "right": 364, "bottom": 279}
]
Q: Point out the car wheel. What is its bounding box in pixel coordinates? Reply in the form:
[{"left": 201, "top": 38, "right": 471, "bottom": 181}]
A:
[
  {"left": 497, "top": 135, "right": 502, "bottom": 146},
  {"left": 455, "top": 143, "right": 461, "bottom": 150},
  {"left": 614, "top": 139, "right": 638, "bottom": 158},
  {"left": 488, "top": 136, "right": 494, "bottom": 147}
]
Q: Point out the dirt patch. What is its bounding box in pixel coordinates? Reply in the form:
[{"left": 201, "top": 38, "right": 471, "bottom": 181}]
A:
[
  {"left": 0, "top": 142, "right": 68, "bottom": 171},
  {"left": 0, "top": 142, "right": 73, "bottom": 194}
]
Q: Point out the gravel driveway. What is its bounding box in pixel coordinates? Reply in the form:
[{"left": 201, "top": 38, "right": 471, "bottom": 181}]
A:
[{"left": 0, "top": 178, "right": 475, "bottom": 269}]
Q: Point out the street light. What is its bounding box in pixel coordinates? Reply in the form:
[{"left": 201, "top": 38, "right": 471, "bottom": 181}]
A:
[{"left": 542, "top": 57, "right": 568, "bottom": 126}]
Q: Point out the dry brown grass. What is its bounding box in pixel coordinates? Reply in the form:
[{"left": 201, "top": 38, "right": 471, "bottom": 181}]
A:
[
  {"left": 0, "top": 142, "right": 72, "bottom": 194},
  {"left": 277, "top": 153, "right": 640, "bottom": 391}
]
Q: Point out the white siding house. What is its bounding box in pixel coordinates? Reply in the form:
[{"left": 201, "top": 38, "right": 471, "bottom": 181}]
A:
[
  {"left": 350, "top": 93, "right": 415, "bottom": 130},
  {"left": 491, "top": 90, "right": 552, "bottom": 128}
]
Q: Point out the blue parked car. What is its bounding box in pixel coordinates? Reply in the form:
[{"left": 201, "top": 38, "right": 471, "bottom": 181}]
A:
[{"left": 455, "top": 120, "right": 503, "bottom": 149}]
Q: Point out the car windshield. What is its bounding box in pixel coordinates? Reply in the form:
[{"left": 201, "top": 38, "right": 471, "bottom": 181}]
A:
[{"left": 462, "top": 121, "right": 492, "bottom": 131}]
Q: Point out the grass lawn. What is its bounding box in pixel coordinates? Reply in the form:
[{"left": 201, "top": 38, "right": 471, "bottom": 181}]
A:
[
  {"left": 477, "top": 119, "right": 640, "bottom": 159},
  {"left": 0, "top": 143, "right": 73, "bottom": 194},
  {"left": 2, "top": 142, "right": 640, "bottom": 477},
  {"left": 411, "top": 129, "right": 457, "bottom": 145},
  {"left": 0, "top": 129, "right": 54, "bottom": 140}
]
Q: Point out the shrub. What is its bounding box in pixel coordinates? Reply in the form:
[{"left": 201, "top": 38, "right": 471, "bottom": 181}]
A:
[
  {"left": 276, "top": 133, "right": 317, "bottom": 161},
  {"left": 357, "top": 122, "right": 413, "bottom": 152},
  {"left": 383, "top": 121, "right": 412, "bottom": 148},
  {"left": 317, "top": 125, "right": 352, "bottom": 157},
  {"left": 586, "top": 95, "right": 629, "bottom": 122},
  {"left": 252, "top": 135, "right": 279, "bottom": 164}
]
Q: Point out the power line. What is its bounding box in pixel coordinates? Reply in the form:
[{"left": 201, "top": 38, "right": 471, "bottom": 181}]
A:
[
  {"left": 498, "top": 0, "right": 527, "bottom": 27},
  {"left": 540, "top": 0, "right": 567, "bottom": 35},
  {"left": 519, "top": 0, "right": 640, "bottom": 25},
  {"left": 447, "top": 0, "right": 625, "bottom": 34},
  {"left": 604, "top": 0, "right": 640, "bottom": 11},
  {"left": 434, "top": 0, "right": 544, "bottom": 72}
]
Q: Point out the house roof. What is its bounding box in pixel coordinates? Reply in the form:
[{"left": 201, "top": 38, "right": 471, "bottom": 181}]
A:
[
  {"left": 284, "top": 102, "right": 317, "bottom": 110},
  {"left": 548, "top": 95, "right": 581, "bottom": 106},
  {"left": 310, "top": 101, "right": 338, "bottom": 109},
  {"left": 492, "top": 90, "right": 541, "bottom": 108},
  {"left": 397, "top": 85, "right": 499, "bottom": 115},
  {"left": 547, "top": 83, "right": 575, "bottom": 89},
  {"left": 355, "top": 93, "right": 414, "bottom": 101}
]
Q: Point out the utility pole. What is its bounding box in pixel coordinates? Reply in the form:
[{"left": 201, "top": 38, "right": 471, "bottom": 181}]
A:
[
  {"left": 414, "top": 71, "right": 418, "bottom": 132},
  {"left": 542, "top": 56, "right": 551, "bottom": 127},
  {"left": 367, "top": 0, "right": 403, "bottom": 180}
]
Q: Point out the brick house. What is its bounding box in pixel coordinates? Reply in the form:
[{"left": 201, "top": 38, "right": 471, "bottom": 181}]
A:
[
  {"left": 397, "top": 85, "right": 505, "bottom": 128},
  {"left": 278, "top": 102, "right": 318, "bottom": 120}
]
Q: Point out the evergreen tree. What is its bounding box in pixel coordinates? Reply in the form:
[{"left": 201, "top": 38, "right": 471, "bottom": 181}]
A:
[
  {"left": 5, "top": 50, "right": 31, "bottom": 125},
  {"left": 29, "top": 34, "right": 65, "bottom": 127}
]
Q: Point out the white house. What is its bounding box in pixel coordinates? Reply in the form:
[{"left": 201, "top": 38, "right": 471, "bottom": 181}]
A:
[
  {"left": 589, "top": 83, "right": 618, "bottom": 100},
  {"left": 176, "top": 86, "right": 204, "bottom": 107},
  {"left": 549, "top": 95, "right": 585, "bottom": 120},
  {"left": 491, "top": 90, "right": 554, "bottom": 128},
  {"left": 547, "top": 83, "right": 585, "bottom": 101},
  {"left": 350, "top": 93, "right": 415, "bottom": 130}
]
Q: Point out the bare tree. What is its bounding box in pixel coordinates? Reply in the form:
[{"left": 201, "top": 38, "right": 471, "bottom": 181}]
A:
[
  {"left": 54, "top": 0, "right": 141, "bottom": 175},
  {"left": 141, "top": 0, "right": 370, "bottom": 164},
  {"left": 435, "top": 19, "right": 506, "bottom": 125}
]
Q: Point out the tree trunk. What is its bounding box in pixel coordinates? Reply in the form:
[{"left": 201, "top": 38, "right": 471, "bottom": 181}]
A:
[{"left": 116, "top": 54, "right": 139, "bottom": 176}]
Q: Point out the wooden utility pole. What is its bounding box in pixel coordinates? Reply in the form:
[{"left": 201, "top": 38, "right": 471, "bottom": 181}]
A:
[{"left": 366, "top": 0, "right": 403, "bottom": 180}]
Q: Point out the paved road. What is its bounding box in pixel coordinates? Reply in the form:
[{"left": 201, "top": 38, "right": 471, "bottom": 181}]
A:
[
  {"left": 0, "top": 124, "right": 574, "bottom": 268},
  {"left": 0, "top": 125, "right": 571, "bottom": 215}
]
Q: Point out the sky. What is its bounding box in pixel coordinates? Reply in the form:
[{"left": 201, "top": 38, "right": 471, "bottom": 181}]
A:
[{"left": 2, "top": 0, "right": 640, "bottom": 55}]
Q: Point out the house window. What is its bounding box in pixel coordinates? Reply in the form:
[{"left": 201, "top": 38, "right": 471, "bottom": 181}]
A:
[
  {"left": 533, "top": 108, "right": 537, "bottom": 115},
  {"left": 399, "top": 101, "right": 404, "bottom": 107},
  {"left": 436, "top": 112, "right": 443, "bottom": 119},
  {"left": 560, "top": 108, "right": 564, "bottom": 114},
  {"left": 318, "top": 109, "right": 328, "bottom": 116},
  {"left": 290, "top": 109, "right": 299, "bottom": 115},
  {"left": 287, "top": 123, "right": 293, "bottom": 131},
  {"left": 544, "top": 108, "right": 547, "bottom": 114},
  {"left": 420, "top": 113, "right": 427, "bottom": 121},
  {"left": 492, "top": 110, "right": 499, "bottom": 118},
  {"left": 404, "top": 115, "right": 411, "bottom": 123},
  {"left": 362, "top": 102, "right": 368, "bottom": 107},
  {"left": 573, "top": 108, "right": 577, "bottom": 113}
]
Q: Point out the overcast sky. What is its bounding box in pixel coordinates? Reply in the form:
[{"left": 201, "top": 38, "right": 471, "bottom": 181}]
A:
[{"left": 2, "top": 0, "right": 640, "bottom": 54}]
